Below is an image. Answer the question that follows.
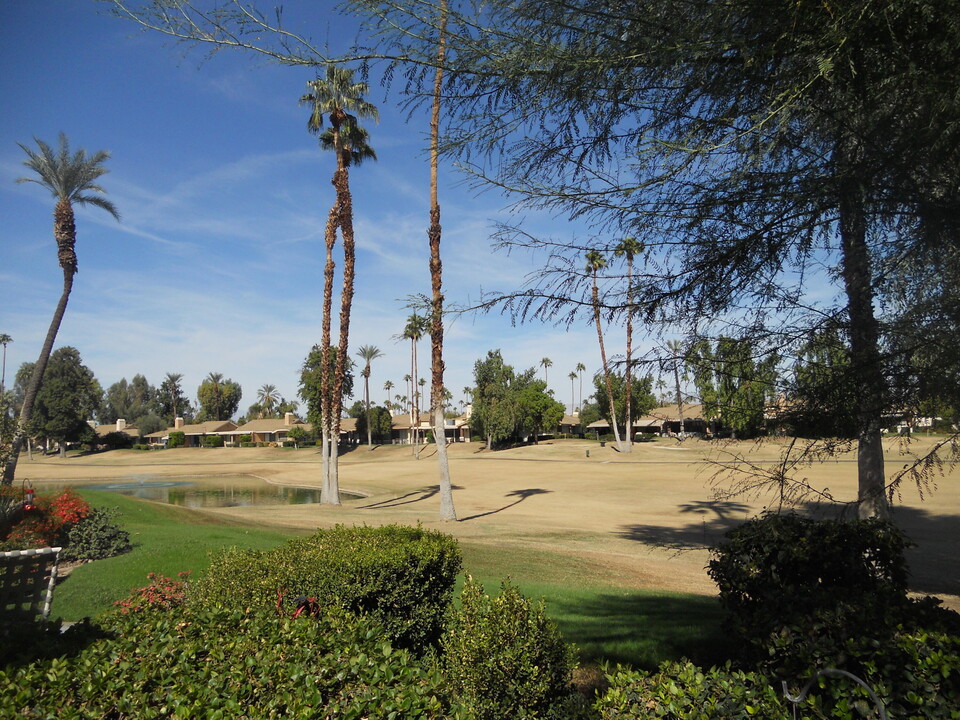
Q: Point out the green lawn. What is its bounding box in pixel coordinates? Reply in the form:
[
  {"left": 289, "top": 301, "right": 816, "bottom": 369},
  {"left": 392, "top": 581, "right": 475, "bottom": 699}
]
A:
[
  {"left": 53, "top": 490, "right": 726, "bottom": 670},
  {"left": 51, "top": 490, "right": 296, "bottom": 620}
]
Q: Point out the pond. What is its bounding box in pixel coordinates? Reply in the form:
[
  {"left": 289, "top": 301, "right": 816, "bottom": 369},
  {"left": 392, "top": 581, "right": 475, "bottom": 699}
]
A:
[{"left": 73, "top": 475, "right": 358, "bottom": 509}]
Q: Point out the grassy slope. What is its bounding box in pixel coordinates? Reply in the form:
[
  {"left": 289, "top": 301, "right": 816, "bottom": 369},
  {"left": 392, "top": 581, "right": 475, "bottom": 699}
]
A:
[
  {"left": 51, "top": 490, "right": 295, "bottom": 620},
  {"left": 52, "top": 490, "right": 725, "bottom": 669}
]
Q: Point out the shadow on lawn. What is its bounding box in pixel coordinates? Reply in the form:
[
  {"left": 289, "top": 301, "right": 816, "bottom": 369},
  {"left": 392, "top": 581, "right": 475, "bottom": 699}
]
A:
[
  {"left": 618, "top": 499, "right": 960, "bottom": 600},
  {"left": 549, "top": 592, "right": 727, "bottom": 671},
  {"left": 459, "top": 488, "right": 553, "bottom": 522},
  {"left": 357, "top": 484, "right": 465, "bottom": 509}
]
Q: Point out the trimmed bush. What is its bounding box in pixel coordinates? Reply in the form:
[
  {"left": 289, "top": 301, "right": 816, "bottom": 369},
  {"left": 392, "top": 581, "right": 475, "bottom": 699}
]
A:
[
  {"left": 61, "top": 506, "right": 132, "bottom": 562},
  {"left": 167, "top": 430, "right": 185, "bottom": 448},
  {"left": 0, "top": 604, "right": 456, "bottom": 719},
  {"left": 191, "top": 524, "right": 461, "bottom": 651},
  {"left": 442, "top": 578, "right": 579, "bottom": 719},
  {"left": 595, "top": 661, "right": 789, "bottom": 720},
  {"left": 708, "top": 512, "right": 913, "bottom": 672},
  {"left": 201, "top": 434, "right": 224, "bottom": 448}
]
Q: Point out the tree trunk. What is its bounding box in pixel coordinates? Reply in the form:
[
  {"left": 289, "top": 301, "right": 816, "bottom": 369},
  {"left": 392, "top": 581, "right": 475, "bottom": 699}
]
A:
[
  {"left": 623, "top": 257, "right": 634, "bottom": 453},
  {"left": 838, "top": 157, "right": 888, "bottom": 519},
  {"left": 319, "top": 200, "right": 337, "bottom": 502},
  {"left": 430, "top": 0, "right": 456, "bottom": 521},
  {"left": 3, "top": 212, "right": 76, "bottom": 484},
  {"left": 592, "top": 274, "right": 624, "bottom": 452},
  {"left": 329, "top": 164, "right": 357, "bottom": 507}
]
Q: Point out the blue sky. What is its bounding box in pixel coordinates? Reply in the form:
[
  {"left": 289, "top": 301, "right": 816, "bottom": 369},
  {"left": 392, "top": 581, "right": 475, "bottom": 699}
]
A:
[{"left": 0, "top": 0, "right": 614, "bottom": 418}]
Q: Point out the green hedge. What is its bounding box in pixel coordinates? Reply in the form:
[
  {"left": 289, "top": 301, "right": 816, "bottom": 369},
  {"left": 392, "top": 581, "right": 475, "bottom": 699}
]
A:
[
  {"left": 191, "top": 524, "right": 461, "bottom": 651},
  {"left": 596, "top": 661, "right": 790, "bottom": 719},
  {"left": 1, "top": 606, "right": 456, "bottom": 719},
  {"left": 442, "top": 579, "right": 581, "bottom": 719}
]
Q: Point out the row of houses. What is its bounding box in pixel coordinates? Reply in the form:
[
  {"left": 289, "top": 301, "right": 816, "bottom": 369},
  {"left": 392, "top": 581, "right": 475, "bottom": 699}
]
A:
[
  {"left": 94, "top": 412, "right": 473, "bottom": 448},
  {"left": 93, "top": 404, "right": 708, "bottom": 448}
]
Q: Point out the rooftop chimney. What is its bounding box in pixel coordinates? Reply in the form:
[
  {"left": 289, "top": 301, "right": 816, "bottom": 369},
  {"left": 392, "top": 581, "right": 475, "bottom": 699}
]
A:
[
  {"left": 285, "top": 412, "right": 295, "bottom": 426},
  {"left": 117, "top": 419, "right": 126, "bottom": 432},
  {"left": 174, "top": 417, "right": 184, "bottom": 429}
]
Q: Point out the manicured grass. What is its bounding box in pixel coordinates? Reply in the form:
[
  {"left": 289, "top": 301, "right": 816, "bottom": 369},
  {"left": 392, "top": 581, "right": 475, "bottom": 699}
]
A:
[
  {"left": 457, "top": 541, "right": 726, "bottom": 670},
  {"left": 51, "top": 491, "right": 727, "bottom": 669},
  {"left": 51, "top": 490, "right": 297, "bottom": 621}
]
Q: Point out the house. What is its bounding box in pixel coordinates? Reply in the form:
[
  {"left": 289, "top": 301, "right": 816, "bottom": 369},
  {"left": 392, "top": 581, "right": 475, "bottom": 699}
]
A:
[
  {"left": 390, "top": 412, "right": 471, "bottom": 444},
  {"left": 90, "top": 418, "right": 139, "bottom": 443},
  {"left": 145, "top": 417, "right": 238, "bottom": 447},
  {"left": 635, "top": 404, "right": 708, "bottom": 436},
  {"left": 223, "top": 413, "right": 312, "bottom": 445},
  {"left": 584, "top": 404, "right": 709, "bottom": 439},
  {"left": 558, "top": 413, "right": 582, "bottom": 435}
]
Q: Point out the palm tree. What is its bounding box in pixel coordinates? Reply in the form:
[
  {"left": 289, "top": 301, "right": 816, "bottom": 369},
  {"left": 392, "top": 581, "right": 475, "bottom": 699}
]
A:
[
  {"left": 569, "top": 371, "right": 578, "bottom": 415},
  {"left": 356, "top": 345, "right": 384, "bottom": 447},
  {"left": 614, "top": 236, "right": 644, "bottom": 453},
  {"left": 427, "top": 0, "right": 457, "bottom": 520},
  {"left": 401, "top": 314, "right": 428, "bottom": 457},
  {"left": 586, "top": 249, "right": 624, "bottom": 452},
  {"left": 666, "top": 339, "right": 687, "bottom": 437},
  {"left": 257, "top": 384, "right": 279, "bottom": 419},
  {"left": 383, "top": 380, "right": 394, "bottom": 410},
  {"left": 4, "top": 134, "right": 119, "bottom": 484},
  {"left": 204, "top": 372, "right": 225, "bottom": 421},
  {"left": 576, "top": 362, "right": 586, "bottom": 412},
  {"left": 0, "top": 334, "right": 11, "bottom": 400},
  {"left": 540, "top": 357, "right": 553, "bottom": 386},
  {"left": 300, "top": 65, "right": 378, "bottom": 505}
]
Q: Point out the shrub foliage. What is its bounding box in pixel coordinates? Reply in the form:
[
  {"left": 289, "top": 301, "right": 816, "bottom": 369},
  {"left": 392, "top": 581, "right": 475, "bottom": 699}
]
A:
[
  {"left": 442, "top": 578, "right": 579, "bottom": 719},
  {"left": 192, "top": 523, "right": 461, "bottom": 651}
]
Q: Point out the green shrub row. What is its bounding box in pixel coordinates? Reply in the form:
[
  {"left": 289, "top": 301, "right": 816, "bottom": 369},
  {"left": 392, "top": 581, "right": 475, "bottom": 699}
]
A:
[
  {"left": 191, "top": 523, "right": 462, "bottom": 651},
  {"left": 1, "top": 605, "right": 455, "bottom": 719}
]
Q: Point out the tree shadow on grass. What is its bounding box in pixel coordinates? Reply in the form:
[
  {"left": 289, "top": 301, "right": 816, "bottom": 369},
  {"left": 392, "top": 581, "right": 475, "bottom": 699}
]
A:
[
  {"left": 617, "top": 498, "right": 960, "bottom": 599},
  {"left": 459, "top": 488, "right": 553, "bottom": 522},
  {"left": 548, "top": 592, "right": 728, "bottom": 671},
  {"left": 616, "top": 499, "right": 753, "bottom": 551},
  {"left": 357, "top": 484, "right": 465, "bottom": 509}
]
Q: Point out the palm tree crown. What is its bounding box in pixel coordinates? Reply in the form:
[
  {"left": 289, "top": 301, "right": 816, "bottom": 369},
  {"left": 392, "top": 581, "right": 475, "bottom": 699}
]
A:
[{"left": 17, "top": 133, "right": 120, "bottom": 272}]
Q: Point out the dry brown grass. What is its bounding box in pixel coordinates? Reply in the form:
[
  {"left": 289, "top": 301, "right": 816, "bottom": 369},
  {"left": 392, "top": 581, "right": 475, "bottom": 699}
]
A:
[{"left": 19, "top": 436, "right": 960, "bottom": 609}]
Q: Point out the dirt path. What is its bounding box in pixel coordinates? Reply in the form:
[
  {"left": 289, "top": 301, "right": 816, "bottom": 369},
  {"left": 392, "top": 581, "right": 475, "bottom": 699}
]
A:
[{"left": 18, "top": 437, "right": 960, "bottom": 608}]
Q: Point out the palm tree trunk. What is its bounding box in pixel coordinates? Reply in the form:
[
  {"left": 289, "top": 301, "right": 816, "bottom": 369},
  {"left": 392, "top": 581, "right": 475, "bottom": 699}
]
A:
[
  {"left": 592, "top": 275, "right": 624, "bottom": 452},
  {"left": 430, "top": 0, "right": 456, "bottom": 521},
  {"left": 3, "top": 267, "right": 74, "bottom": 484},
  {"left": 319, "top": 201, "right": 338, "bottom": 501},
  {"left": 329, "top": 164, "right": 357, "bottom": 507}
]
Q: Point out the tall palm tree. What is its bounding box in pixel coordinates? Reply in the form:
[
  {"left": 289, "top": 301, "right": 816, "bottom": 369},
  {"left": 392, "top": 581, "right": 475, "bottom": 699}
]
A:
[
  {"left": 383, "top": 380, "right": 394, "bottom": 410},
  {"left": 257, "top": 383, "right": 279, "bottom": 419},
  {"left": 586, "top": 249, "right": 624, "bottom": 453},
  {"left": 401, "top": 314, "right": 428, "bottom": 457},
  {"left": 569, "top": 371, "right": 577, "bottom": 415},
  {"left": 356, "top": 344, "right": 384, "bottom": 447},
  {"left": 4, "top": 134, "right": 119, "bottom": 484},
  {"left": 540, "top": 357, "right": 553, "bottom": 385},
  {"left": 427, "top": 0, "right": 457, "bottom": 520},
  {"left": 614, "top": 236, "right": 644, "bottom": 453},
  {"left": 0, "top": 334, "right": 11, "bottom": 400},
  {"left": 576, "top": 362, "right": 586, "bottom": 412},
  {"left": 300, "top": 65, "right": 378, "bottom": 505}
]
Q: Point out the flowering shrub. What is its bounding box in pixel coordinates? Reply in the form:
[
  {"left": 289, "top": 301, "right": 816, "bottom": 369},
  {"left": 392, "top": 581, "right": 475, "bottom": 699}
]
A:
[
  {"left": 0, "top": 487, "right": 90, "bottom": 549},
  {"left": 114, "top": 572, "right": 191, "bottom": 614}
]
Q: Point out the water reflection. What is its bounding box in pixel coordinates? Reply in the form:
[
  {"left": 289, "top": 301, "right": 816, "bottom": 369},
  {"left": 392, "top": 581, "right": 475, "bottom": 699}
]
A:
[{"left": 79, "top": 477, "right": 327, "bottom": 508}]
